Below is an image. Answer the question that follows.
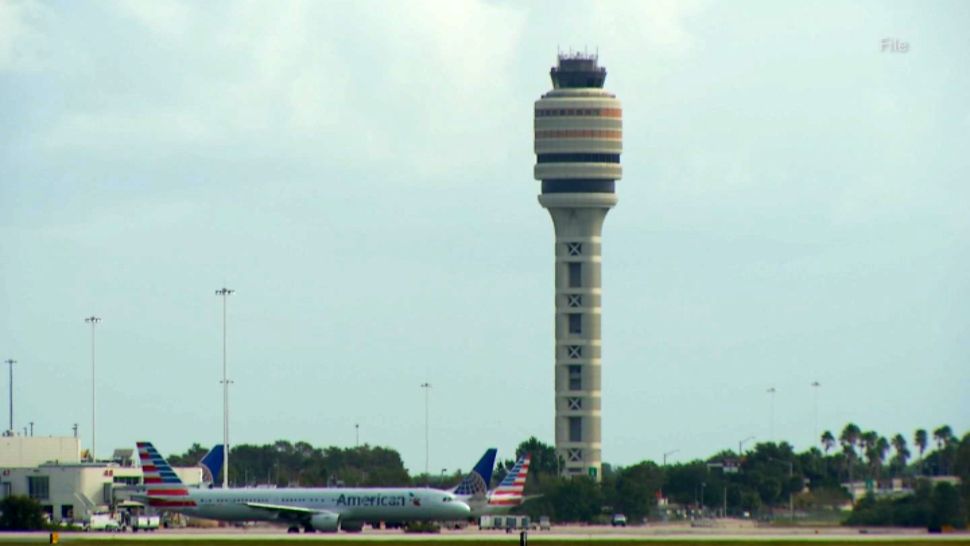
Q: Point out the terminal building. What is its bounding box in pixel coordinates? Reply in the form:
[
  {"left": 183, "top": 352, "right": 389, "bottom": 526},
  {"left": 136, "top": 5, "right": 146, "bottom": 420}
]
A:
[{"left": 0, "top": 436, "right": 204, "bottom": 523}]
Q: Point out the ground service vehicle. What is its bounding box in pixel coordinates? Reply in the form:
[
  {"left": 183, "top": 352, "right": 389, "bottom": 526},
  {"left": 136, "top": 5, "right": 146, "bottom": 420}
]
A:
[
  {"left": 131, "top": 515, "right": 160, "bottom": 532},
  {"left": 85, "top": 514, "right": 121, "bottom": 532},
  {"left": 479, "top": 515, "right": 531, "bottom": 530},
  {"left": 611, "top": 513, "right": 627, "bottom": 527}
]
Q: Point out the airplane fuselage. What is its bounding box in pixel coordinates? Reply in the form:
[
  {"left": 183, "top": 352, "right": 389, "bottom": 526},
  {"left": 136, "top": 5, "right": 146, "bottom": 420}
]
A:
[{"left": 170, "top": 487, "right": 468, "bottom": 524}]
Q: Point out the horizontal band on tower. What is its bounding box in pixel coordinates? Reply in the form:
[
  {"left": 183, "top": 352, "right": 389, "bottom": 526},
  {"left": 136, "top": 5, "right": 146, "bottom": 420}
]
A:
[
  {"left": 537, "top": 153, "right": 620, "bottom": 164},
  {"left": 542, "top": 180, "right": 615, "bottom": 193},
  {"left": 536, "top": 129, "right": 622, "bottom": 140}
]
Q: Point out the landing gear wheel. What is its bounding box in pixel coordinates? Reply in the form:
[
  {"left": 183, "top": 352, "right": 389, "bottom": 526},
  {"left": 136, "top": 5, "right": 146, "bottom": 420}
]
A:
[{"left": 287, "top": 526, "right": 300, "bottom": 534}]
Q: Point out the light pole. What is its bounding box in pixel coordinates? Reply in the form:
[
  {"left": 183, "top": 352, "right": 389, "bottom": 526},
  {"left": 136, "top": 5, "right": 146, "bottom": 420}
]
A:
[
  {"left": 739, "top": 436, "right": 755, "bottom": 456},
  {"left": 700, "top": 481, "right": 706, "bottom": 514},
  {"left": 84, "top": 316, "right": 101, "bottom": 461},
  {"left": 215, "top": 287, "right": 234, "bottom": 488},
  {"left": 766, "top": 387, "right": 776, "bottom": 442},
  {"left": 420, "top": 382, "right": 431, "bottom": 484},
  {"left": 4, "top": 359, "right": 15, "bottom": 434},
  {"left": 811, "top": 381, "right": 820, "bottom": 448},
  {"left": 355, "top": 423, "right": 359, "bottom": 448},
  {"left": 663, "top": 449, "right": 679, "bottom": 466}
]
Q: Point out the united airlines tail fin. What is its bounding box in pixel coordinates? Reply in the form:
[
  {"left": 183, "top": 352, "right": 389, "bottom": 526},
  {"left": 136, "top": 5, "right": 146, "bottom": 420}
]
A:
[
  {"left": 452, "top": 448, "right": 497, "bottom": 498},
  {"left": 487, "top": 453, "right": 531, "bottom": 507},
  {"left": 136, "top": 441, "right": 196, "bottom": 507},
  {"left": 199, "top": 444, "right": 224, "bottom": 486}
]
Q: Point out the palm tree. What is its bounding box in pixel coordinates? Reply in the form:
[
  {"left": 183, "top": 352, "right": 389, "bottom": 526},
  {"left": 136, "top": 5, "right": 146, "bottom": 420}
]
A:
[
  {"left": 933, "top": 425, "right": 954, "bottom": 474},
  {"left": 874, "top": 436, "right": 890, "bottom": 479},
  {"left": 859, "top": 431, "right": 878, "bottom": 479},
  {"left": 890, "top": 434, "right": 910, "bottom": 476},
  {"left": 840, "top": 423, "right": 861, "bottom": 481},
  {"left": 821, "top": 431, "right": 836, "bottom": 453},
  {"left": 933, "top": 425, "right": 953, "bottom": 449},
  {"left": 914, "top": 429, "right": 928, "bottom": 475}
]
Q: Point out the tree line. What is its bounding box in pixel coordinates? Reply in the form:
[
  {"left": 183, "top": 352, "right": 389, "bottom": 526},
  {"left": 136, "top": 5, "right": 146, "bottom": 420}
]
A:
[{"left": 162, "top": 423, "right": 968, "bottom": 529}]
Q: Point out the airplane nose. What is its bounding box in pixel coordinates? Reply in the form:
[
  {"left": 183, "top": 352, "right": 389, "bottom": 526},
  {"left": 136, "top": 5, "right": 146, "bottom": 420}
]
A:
[{"left": 454, "top": 500, "right": 471, "bottom": 516}]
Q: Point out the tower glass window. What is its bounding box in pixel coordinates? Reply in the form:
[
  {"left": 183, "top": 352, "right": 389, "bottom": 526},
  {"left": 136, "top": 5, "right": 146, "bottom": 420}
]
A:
[
  {"left": 569, "top": 417, "right": 582, "bottom": 442},
  {"left": 568, "top": 365, "right": 582, "bottom": 390},
  {"left": 568, "top": 262, "right": 582, "bottom": 287},
  {"left": 568, "top": 313, "right": 582, "bottom": 334}
]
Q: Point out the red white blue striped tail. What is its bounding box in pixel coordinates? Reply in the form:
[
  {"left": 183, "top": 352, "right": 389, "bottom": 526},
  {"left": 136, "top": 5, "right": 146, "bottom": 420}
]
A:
[
  {"left": 488, "top": 453, "right": 530, "bottom": 507},
  {"left": 137, "top": 441, "right": 196, "bottom": 508}
]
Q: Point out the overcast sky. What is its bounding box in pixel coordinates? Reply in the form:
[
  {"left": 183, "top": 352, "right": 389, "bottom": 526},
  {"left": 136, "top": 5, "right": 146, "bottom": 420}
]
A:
[{"left": 1, "top": 0, "right": 968, "bottom": 475}]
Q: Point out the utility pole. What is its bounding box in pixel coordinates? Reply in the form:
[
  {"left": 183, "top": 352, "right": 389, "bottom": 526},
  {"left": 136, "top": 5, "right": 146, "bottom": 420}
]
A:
[
  {"left": 663, "top": 449, "right": 679, "bottom": 466},
  {"left": 811, "top": 381, "right": 821, "bottom": 448},
  {"left": 739, "top": 436, "right": 755, "bottom": 456},
  {"left": 4, "top": 359, "right": 15, "bottom": 434},
  {"left": 355, "top": 423, "right": 359, "bottom": 448},
  {"left": 215, "top": 287, "right": 234, "bottom": 488},
  {"left": 788, "top": 460, "right": 794, "bottom": 520},
  {"left": 84, "top": 316, "right": 101, "bottom": 461},
  {"left": 766, "top": 387, "right": 776, "bottom": 442},
  {"left": 29, "top": 421, "right": 33, "bottom": 437},
  {"left": 72, "top": 423, "right": 78, "bottom": 438},
  {"left": 420, "top": 382, "right": 431, "bottom": 484}
]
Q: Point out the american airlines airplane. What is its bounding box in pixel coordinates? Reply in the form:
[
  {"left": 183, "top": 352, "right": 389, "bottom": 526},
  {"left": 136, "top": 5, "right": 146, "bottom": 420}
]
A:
[
  {"left": 136, "top": 442, "right": 470, "bottom": 533},
  {"left": 450, "top": 450, "right": 532, "bottom": 516}
]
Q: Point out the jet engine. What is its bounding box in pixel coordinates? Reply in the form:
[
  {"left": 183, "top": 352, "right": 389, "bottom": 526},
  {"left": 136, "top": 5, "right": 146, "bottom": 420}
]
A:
[{"left": 309, "top": 513, "right": 339, "bottom": 532}]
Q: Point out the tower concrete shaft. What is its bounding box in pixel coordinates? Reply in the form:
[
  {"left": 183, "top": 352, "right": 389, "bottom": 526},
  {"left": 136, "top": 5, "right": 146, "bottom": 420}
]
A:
[{"left": 534, "top": 53, "right": 621, "bottom": 481}]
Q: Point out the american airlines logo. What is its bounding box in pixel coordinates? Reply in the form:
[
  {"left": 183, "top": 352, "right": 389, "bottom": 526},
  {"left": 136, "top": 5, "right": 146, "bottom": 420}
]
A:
[{"left": 335, "top": 494, "right": 408, "bottom": 507}]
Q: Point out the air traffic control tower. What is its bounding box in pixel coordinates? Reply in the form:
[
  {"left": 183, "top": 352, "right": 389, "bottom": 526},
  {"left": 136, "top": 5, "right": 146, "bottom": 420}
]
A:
[{"left": 533, "top": 53, "right": 621, "bottom": 481}]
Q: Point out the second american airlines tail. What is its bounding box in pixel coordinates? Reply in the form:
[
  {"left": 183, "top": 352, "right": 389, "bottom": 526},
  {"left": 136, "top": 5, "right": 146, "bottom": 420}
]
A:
[
  {"left": 487, "top": 453, "right": 531, "bottom": 508},
  {"left": 454, "top": 452, "right": 531, "bottom": 515}
]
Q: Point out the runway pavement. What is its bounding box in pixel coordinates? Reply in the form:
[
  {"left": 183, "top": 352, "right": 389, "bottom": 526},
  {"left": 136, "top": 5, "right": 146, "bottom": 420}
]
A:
[{"left": 0, "top": 524, "right": 967, "bottom": 543}]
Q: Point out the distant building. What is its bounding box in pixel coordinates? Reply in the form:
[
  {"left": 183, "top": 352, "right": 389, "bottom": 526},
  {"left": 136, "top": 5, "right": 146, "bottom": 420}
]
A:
[
  {"left": 841, "top": 476, "right": 962, "bottom": 504},
  {"left": 0, "top": 436, "right": 81, "bottom": 467},
  {"left": 0, "top": 437, "right": 204, "bottom": 523}
]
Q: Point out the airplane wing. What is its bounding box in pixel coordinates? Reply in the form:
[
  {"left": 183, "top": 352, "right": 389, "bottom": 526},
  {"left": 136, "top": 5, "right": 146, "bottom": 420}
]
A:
[
  {"left": 244, "top": 502, "right": 341, "bottom": 531},
  {"left": 245, "top": 502, "right": 318, "bottom": 516}
]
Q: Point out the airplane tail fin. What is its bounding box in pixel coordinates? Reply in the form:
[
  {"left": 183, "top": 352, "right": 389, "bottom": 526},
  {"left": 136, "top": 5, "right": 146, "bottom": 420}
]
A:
[
  {"left": 136, "top": 442, "right": 196, "bottom": 507},
  {"left": 488, "top": 453, "right": 531, "bottom": 507},
  {"left": 199, "top": 444, "right": 224, "bottom": 485},
  {"left": 452, "top": 448, "right": 497, "bottom": 498}
]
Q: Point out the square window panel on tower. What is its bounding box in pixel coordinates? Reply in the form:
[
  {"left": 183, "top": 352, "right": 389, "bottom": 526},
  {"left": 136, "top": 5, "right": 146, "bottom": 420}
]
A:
[
  {"left": 568, "top": 448, "right": 583, "bottom": 462},
  {"left": 567, "top": 397, "right": 582, "bottom": 410},
  {"left": 567, "top": 242, "right": 582, "bottom": 256},
  {"left": 567, "top": 294, "right": 582, "bottom": 308},
  {"left": 567, "top": 345, "right": 582, "bottom": 358}
]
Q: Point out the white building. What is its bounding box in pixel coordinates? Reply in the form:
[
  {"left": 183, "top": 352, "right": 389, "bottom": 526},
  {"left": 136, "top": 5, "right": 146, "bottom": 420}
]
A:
[
  {"left": 0, "top": 436, "right": 81, "bottom": 467},
  {"left": 1, "top": 437, "right": 204, "bottom": 523}
]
